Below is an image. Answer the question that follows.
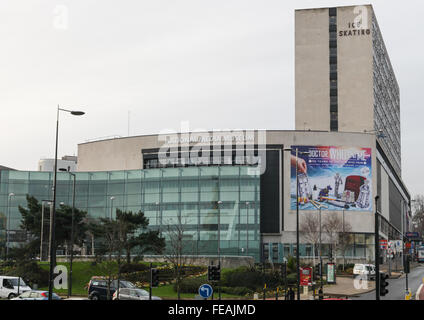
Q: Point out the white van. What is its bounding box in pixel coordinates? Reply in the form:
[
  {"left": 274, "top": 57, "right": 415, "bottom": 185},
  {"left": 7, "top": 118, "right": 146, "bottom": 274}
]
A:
[
  {"left": 353, "top": 264, "right": 376, "bottom": 280},
  {"left": 0, "top": 276, "right": 32, "bottom": 299}
]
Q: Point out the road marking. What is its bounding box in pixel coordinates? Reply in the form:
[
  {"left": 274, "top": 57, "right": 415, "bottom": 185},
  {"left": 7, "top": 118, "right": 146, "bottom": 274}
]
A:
[{"left": 416, "top": 284, "right": 424, "bottom": 300}]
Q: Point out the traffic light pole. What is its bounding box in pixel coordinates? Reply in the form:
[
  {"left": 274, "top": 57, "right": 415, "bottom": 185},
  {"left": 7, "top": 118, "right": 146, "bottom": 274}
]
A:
[
  {"left": 375, "top": 196, "right": 380, "bottom": 300},
  {"left": 149, "top": 263, "right": 152, "bottom": 300}
]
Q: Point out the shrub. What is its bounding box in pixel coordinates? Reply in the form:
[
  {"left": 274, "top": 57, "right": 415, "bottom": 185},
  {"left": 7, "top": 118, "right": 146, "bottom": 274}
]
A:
[
  {"left": 8, "top": 261, "right": 49, "bottom": 287},
  {"left": 287, "top": 256, "right": 298, "bottom": 273},
  {"left": 221, "top": 286, "right": 252, "bottom": 296},
  {"left": 222, "top": 267, "right": 262, "bottom": 290},
  {"left": 120, "top": 263, "right": 150, "bottom": 273},
  {"left": 175, "top": 277, "right": 210, "bottom": 294}
]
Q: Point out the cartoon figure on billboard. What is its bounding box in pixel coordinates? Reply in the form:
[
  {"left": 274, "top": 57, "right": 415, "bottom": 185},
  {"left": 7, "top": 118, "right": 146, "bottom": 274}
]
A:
[
  {"left": 356, "top": 180, "right": 371, "bottom": 209},
  {"left": 334, "top": 173, "right": 343, "bottom": 199}
]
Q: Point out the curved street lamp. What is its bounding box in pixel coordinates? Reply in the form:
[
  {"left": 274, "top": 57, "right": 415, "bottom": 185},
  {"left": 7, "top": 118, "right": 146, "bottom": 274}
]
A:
[
  {"left": 284, "top": 147, "right": 310, "bottom": 301},
  {"left": 6, "top": 193, "right": 15, "bottom": 259},
  {"left": 48, "top": 106, "right": 84, "bottom": 300}
]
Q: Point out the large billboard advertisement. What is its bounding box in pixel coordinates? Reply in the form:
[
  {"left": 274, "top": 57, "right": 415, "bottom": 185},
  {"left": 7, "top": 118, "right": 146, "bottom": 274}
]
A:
[{"left": 290, "top": 146, "right": 372, "bottom": 211}]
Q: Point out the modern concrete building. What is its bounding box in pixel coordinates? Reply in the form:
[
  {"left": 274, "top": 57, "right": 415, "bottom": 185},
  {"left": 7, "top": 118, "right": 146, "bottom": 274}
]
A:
[
  {"left": 38, "top": 156, "right": 78, "bottom": 172},
  {"left": 295, "top": 5, "right": 401, "bottom": 177},
  {"left": 0, "top": 4, "right": 411, "bottom": 265}
]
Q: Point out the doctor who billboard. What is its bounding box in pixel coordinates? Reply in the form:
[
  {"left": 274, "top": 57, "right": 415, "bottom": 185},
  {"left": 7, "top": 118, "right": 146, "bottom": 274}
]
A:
[{"left": 290, "top": 146, "right": 372, "bottom": 211}]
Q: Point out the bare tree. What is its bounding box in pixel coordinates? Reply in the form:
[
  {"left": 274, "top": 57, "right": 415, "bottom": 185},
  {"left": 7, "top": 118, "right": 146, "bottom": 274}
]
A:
[
  {"left": 322, "top": 212, "right": 352, "bottom": 269},
  {"left": 300, "top": 212, "right": 321, "bottom": 266},
  {"left": 339, "top": 214, "right": 353, "bottom": 271},
  {"left": 163, "top": 215, "right": 196, "bottom": 300}
]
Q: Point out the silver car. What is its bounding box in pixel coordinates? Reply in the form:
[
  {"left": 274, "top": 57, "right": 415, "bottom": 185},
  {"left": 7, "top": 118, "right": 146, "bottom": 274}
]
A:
[
  {"left": 113, "top": 288, "right": 161, "bottom": 300},
  {"left": 12, "top": 290, "right": 62, "bottom": 300}
]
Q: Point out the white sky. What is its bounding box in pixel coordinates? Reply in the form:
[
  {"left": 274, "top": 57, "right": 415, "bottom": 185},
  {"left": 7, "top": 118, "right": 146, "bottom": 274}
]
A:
[{"left": 1, "top": 0, "right": 422, "bottom": 197}]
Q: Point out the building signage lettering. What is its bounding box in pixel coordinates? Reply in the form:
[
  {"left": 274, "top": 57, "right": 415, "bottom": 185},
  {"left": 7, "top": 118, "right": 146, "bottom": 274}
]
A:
[{"left": 339, "top": 22, "right": 370, "bottom": 37}]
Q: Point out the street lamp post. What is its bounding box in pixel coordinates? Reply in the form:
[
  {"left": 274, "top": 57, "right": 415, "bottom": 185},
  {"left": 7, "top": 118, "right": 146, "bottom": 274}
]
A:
[
  {"left": 155, "top": 202, "right": 160, "bottom": 237},
  {"left": 217, "top": 200, "right": 223, "bottom": 300},
  {"left": 6, "top": 193, "right": 15, "bottom": 259},
  {"left": 284, "top": 147, "right": 309, "bottom": 300},
  {"left": 319, "top": 207, "right": 323, "bottom": 294},
  {"left": 59, "top": 168, "right": 76, "bottom": 298},
  {"left": 246, "top": 202, "right": 249, "bottom": 256},
  {"left": 48, "top": 106, "right": 84, "bottom": 301},
  {"left": 110, "top": 196, "right": 115, "bottom": 220}
]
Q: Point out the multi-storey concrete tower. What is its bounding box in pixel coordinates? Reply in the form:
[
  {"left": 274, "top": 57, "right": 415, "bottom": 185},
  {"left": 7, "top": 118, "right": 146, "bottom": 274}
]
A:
[{"left": 295, "top": 5, "right": 401, "bottom": 176}]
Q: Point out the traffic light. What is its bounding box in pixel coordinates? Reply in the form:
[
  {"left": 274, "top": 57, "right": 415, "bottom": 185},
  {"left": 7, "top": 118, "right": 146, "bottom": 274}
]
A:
[
  {"left": 151, "top": 268, "right": 159, "bottom": 287},
  {"left": 208, "top": 265, "right": 221, "bottom": 281},
  {"left": 280, "top": 263, "right": 287, "bottom": 279},
  {"left": 208, "top": 265, "right": 213, "bottom": 281},
  {"left": 314, "top": 263, "right": 321, "bottom": 279},
  {"left": 379, "top": 272, "right": 389, "bottom": 296}
]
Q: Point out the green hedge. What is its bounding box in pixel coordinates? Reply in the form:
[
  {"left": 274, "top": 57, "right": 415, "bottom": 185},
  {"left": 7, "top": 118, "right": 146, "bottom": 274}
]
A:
[
  {"left": 121, "top": 265, "right": 206, "bottom": 285},
  {"left": 221, "top": 266, "right": 288, "bottom": 291}
]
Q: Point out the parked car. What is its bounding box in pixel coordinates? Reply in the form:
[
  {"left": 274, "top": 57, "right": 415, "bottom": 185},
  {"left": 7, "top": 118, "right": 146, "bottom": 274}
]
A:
[
  {"left": 11, "top": 290, "right": 61, "bottom": 300},
  {"left": 353, "top": 264, "right": 376, "bottom": 280},
  {"left": 112, "top": 288, "right": 161, "bottom": 300},
  {"left": 88, "top": 277, "right": 137, "bottom": 300},
  {"left": 0, "top": 276, "right": 32, "bottom": 299}
]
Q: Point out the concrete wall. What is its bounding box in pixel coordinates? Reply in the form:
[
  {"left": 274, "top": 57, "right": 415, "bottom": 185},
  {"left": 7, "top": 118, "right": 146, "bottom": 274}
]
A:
[
  {"left": 295, "top": 5, "right": 375, "bottom": 133},
  {"left": 295, "top": 8, "right": 330, "bottom": 131},
  {"left": 337, "top": 5, "right": 374, "bottom": 132},
  {"left": 78, "top": 135, "right": 160, "bottom": 172}
]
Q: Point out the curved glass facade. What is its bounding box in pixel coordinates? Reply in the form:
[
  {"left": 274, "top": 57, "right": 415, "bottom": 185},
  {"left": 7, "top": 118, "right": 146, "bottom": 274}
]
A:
[{"left": 0, "top": 166, "right": 261, "bottom": 261}]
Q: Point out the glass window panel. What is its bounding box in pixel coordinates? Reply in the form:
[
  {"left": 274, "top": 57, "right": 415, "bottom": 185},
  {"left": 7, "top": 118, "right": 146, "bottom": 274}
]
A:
[
  {"left": 89, "top": 207, "right": 107, "bottom": 219},
  {"left": 29, "top": 172, "right": 51, "bottom": 181},
  {"left": 200, "top": 167, "right": 219, "bottom": 178},
  {"left": 109, "top": 171, "right": 125, "bottom": 180},
  {"left": 240, "top": 191, "right": 256, "bottom": 201},
  {"left": 180, "top": 167, "right": 199, "bottom": 177},
  {"left": 88, "top": 196, "right": 106, "bottom": 207},
  {"left": 180, "top": 180, "right": 198, "bottom": 192},
  {"left": 89, "top": 183, "right": 107, "bottom": 195},
  {"left": 219, "top": 167, "right": 239, "bottom": 177},
  {"left": 75, "top": 183, "right": 89, "bottom": 196},
  {"left": 200, "top": 192, "right": 219, "bottom": 202},
  {"left": 75, "top": 172, "right": 89, "bottom": 181},
  {"left": 162, "top": 193, "right": 178, "bottom": 203},
  {"left": 8, "top": 183, "right": 28, "bottom": 194},
  {"left": 143, "top": 193, "right": 159, "bottom": 204},
  {"left": 162, "top": 168, "right": 180, "bottom": 178},
  {"left": 143, "top": 181, "right": 160, "bottom": 194},
  {"left": 200, "top": 180, "right": 219, "bottom": 192},
  {"left": 181, "top": 193, "right": 197, "bottom": 202},
  {"left": 162, "top": 180, "right": 179, "bottom": 193},
  {"left": 126, "top": 182, "right": 141, "bottom": 194},
  {"left": 89, "top": 172, "right": 108, "bottom": 181},
  {"left": 126, "top": 170, "right": 142, "bottom": 181},
  {"left": 143, "top": 169, "right": 161, "bottom": 179},
  {"left": 8, "top": 171, "right": 29, "bottom": 180},
  {"left": 220, "top": 192, "right": 239, "bottom": 202},
  {"left": 108, "top": 183, "right": 125, "bottom": 195},
  {"left": 126, "top": 194, "right": 141, "bottom": 207}
]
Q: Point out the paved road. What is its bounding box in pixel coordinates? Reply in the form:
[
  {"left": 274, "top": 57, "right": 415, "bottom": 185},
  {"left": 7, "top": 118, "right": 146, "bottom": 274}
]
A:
[{"left": 352, "top": 265, "right": 424, "bottom": 300}]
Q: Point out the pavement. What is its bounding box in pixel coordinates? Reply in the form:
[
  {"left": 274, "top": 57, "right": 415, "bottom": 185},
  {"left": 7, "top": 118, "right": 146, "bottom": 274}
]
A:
[{"left": 297, "top": 276, "right": 375, "bottom": 300}]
